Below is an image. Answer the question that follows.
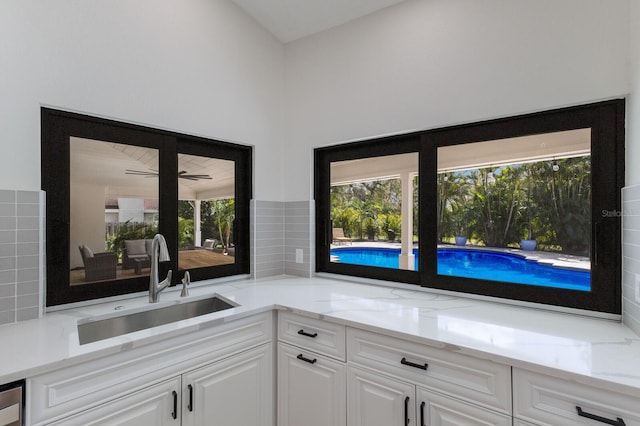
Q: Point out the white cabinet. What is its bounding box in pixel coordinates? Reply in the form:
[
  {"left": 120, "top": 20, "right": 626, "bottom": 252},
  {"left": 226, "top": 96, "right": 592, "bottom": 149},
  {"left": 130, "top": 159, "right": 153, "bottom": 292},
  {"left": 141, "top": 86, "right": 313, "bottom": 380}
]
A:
[
  {"left": 182, "top": 343, "right": 273, "bottom": 426},
  {"left": 417, "top": 387, "right": 511, "bottom": 426},
  {"left": 277, "top": 312, "right": 347, "bottom": 426},
  {"left": 277, "top": 343, "right": 346, "bottom": 426},
  {"left": 47, "top": 377, "right": 182, "bottom": 426},
  {"left": 347, "top": 327, "right": 512, "bottom": 426},
  {"left": 347, "top": 365, "right": 414, "bottom": 426},
  {"left": 514, "top": 367, "right": 640, "bottom": 426},
  {"left": 28, "top": 312, "right": 274, "bottom": 426},
  {"left": 347, "top": 365, "right": 511, "bottom": 426}
]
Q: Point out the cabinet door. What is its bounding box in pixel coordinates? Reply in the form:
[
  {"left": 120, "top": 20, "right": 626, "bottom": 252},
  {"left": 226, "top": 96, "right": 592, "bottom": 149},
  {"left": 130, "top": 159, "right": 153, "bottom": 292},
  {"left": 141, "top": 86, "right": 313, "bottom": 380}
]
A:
[
  {"left": 47, "top": 377, "right": 181, "bottom": 426},
  {"left": 347, "top": 365, "right": 415, "bottom": 426},
  {"left": 278, "top": 342, "right": 346, "bottom": 426},
  {"left": 416, "top": 387, "right": 511, "bottom": 426},
  {"left": 182, "top": 343, "right": 273, "bottom": 426}
]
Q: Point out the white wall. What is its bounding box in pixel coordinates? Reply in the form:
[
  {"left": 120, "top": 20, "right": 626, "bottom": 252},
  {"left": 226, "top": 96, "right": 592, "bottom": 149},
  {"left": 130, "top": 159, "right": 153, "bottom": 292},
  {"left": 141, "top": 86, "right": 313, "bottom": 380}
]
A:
[
  {"left": 284, "top": 0, "right": 631, "bottom": 201},
  {"left": 0, "top": 0, "right": 285, "bottom": 200},
  {"left": 629, "top": 0, "right": 640, "bottom": 185}
]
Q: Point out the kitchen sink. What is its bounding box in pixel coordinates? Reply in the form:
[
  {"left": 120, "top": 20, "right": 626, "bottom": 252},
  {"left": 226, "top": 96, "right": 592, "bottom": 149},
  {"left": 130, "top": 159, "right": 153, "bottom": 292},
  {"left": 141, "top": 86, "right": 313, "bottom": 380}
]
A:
[{"left": 77, "top": 294, "right": 238, "bottom": 344}]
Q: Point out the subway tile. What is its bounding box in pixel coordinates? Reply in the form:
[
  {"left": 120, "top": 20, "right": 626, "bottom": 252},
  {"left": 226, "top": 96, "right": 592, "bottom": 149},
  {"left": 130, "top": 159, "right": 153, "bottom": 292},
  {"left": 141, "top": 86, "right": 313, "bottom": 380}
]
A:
[
  {"left": 256, "top": 252, "right": 285, "bottom": 264},
  {"left": 17, "top": 242, "right": 38, "bottom": 256},
  {"left": 0, "top": 296, "right": 15, "bottom": 312},
  {"left": 17, "top": 255, "right": 39, "bottom": 269},
  {"left": 0, "top": 204, "right": 15, "bottom": 218},
  {"left": 0, "top": 257, "right": 16, "bottom": 271},
  {"left": 16, "top": 307, "right": 39, "bottom": 321},
  {"left": 623, "top": 184, "right": 640, "bottom": 202},
  {"left": 0, "top": 270, "right": 15, "bottom": 285},
  {"left": 0, "top": 310, "right": 14, "bottom": 325},
  {"left": 0, "top": 231, "right": 15, "bottom": 244},
  {"left": 17, "top": 293, "right": 39, "bottom": 309},
  {"left": 0, "top": 284, "right": 14, "bottom": 298},
  {"left": 17, "top": 217, "right": 39, "bottom": 230},
  {"left": 17, "top": 229, "right": 39, "bottom": 243},
  {"left": 17, "top": 268, "right": 39, "bottom": 282},
  {"left": 0, "top": 190, "right": 15, "bottom": 203},
  {"left": 0, "top": 217, "right": 16, "bottom": 230},
  {"left": 16, "top": 203, "right": 39, "bottom": 217},
  {"left": 624, "top": 230, "right": 640, "bottom": 246},
  {"left": 285, "top": 216, "right": 310, "bottom": 225},
  {"left": 254, "top": 200, "right": 284, "bottom": 209},
  {"left": 16, "top": 191, "right": 41, "bottom": 204},
  {"left": 16, "top": 280, "right": 38, "bottom": 296},
  {"left": 0, "top": 244, "right": 15, "bottom": 257}
]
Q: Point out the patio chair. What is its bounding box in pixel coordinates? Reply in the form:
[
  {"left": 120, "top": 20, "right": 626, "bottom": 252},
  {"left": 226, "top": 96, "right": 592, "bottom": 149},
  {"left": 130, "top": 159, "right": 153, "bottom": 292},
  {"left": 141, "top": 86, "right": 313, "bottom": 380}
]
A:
[
  {"left": 122, "top": 239, "right": 152, "bottom": 270},
  {"left": 332, "top": 228, "right": 352, "bottom": 245},
  {"left": 203, "top": 239, "right": 218, "bottom": 251},
  {"left": 78, "top": 245, "right": 117, "bottom": 281}
]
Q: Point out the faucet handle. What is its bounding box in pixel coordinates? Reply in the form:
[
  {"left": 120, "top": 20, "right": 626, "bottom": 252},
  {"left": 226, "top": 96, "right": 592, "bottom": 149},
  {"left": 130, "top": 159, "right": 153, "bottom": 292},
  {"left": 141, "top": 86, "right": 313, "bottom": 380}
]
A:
[{"left": 181, "top": 271, "right": 190, "bottom": 297}]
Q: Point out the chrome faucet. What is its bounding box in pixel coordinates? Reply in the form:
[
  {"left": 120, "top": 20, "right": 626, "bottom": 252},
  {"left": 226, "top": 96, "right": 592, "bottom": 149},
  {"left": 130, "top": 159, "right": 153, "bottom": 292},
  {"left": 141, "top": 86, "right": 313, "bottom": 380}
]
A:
[
  {"left": 180, "top": 271, "right": 190, "bottom": 297},
  {"left": 149, "top": 234, "right": 172, "bottom": 303}
]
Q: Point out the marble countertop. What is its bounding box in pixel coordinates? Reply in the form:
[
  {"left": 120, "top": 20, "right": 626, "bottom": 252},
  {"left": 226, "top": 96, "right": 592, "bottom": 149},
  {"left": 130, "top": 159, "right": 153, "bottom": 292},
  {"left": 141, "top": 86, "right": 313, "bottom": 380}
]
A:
[{"left": 1, "top": 276, "right": 640, "bottom": 397}]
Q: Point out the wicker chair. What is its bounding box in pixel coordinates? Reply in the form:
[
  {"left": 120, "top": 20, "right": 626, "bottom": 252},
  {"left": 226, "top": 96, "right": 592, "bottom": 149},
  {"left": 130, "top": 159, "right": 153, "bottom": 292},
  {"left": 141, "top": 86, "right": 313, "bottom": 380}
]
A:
[{"left": 78, "top": 245, "right": 117, "bottom": 281}]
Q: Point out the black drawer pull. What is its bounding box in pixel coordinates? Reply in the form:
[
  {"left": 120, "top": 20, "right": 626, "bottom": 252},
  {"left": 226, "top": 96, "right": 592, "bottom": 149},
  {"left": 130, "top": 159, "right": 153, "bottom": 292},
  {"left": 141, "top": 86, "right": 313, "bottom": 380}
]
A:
[
  {"left": 401, "top": 357, "right": 428, "bottom": 370},
  {"left": 188, "top": 384, "right": 193, "bottom": 412},
  {"left": 420, "top": 401, "right": 426, "bottom": 426},
  {"left": 171, "top": 390, "right": 178, "bottom": 419},
  {"left": 576, "top": 406, "right": 626, "bottom": 426},
  {"left": 404, "top": 396, "right": 410, "bottom": 426},
  {"left": 297, "top": 329, "right": 318, "bottom": 338},
  {"left": 296, "top": 353, "right": 317, "bottom": 364}
]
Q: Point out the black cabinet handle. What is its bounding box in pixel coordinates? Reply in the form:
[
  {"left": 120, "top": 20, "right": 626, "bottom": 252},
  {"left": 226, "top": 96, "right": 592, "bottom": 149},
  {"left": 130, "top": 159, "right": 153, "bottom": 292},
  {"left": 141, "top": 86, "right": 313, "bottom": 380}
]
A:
[
  {"left": 420, "top": 401, "right": 426, "bottom": 426},
  {"left": 297, "top": 329, "right": 318, "bottom": 338},
  {"left": 401, "top": 357, "right": 428, "bottom": 370},
  {"left": 296, "top": 353, "right": 317, "bottom": 364},
  {"left": 172, "top": 390, "right": 178, "bottom": 419},
  {"left": 576, "top": 406, "right": 626, "bottom": 426},
  {"left": 404, "top": 396, "right": 410, "bottom": 426},
  {"left": 188, "top": 384, "right": 193, "bottom": 412}
]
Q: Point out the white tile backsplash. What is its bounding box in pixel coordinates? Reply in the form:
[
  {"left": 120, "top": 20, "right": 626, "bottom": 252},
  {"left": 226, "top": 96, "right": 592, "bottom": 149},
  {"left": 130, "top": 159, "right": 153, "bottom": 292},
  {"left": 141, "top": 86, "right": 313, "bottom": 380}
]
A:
[
  {"left": 0, "top": 189, "right": 44, "bottom": 325},
  {"left": 622, "top": 185, "right": 640, "bottom": 335}
]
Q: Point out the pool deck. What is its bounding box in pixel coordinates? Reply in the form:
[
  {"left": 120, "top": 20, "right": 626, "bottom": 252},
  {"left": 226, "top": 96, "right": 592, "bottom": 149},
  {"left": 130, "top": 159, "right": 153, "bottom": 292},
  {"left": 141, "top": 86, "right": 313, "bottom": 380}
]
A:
[{"left": 330, "top": 241, "right": 590, "bottom": 271}]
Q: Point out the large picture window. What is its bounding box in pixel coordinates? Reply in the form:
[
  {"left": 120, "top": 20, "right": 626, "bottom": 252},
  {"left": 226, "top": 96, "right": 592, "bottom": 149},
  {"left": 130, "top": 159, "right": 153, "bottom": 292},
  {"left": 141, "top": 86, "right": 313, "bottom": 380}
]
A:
[
  {"left": 315, "top": 100, "right": 624, "bottom": 315},
  {"left": 42, "top": 109, "right": 252, "bottom": 307}
]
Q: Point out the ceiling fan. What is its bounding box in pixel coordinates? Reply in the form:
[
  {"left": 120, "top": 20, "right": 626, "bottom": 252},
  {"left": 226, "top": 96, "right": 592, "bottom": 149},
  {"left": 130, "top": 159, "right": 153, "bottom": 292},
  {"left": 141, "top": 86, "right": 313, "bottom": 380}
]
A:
[{"left": 125, "top": 169, "right": 212, "bottom": 181}]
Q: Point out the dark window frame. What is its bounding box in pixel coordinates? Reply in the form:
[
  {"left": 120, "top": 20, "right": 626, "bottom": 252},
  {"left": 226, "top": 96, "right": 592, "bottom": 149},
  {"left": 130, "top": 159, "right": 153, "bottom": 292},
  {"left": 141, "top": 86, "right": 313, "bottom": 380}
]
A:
[
  {"left": 41, "top": 108, "right": 252, "bottom": 307},
  {"left": 315, "top": 100, "right": 624, "bottom": 314}
]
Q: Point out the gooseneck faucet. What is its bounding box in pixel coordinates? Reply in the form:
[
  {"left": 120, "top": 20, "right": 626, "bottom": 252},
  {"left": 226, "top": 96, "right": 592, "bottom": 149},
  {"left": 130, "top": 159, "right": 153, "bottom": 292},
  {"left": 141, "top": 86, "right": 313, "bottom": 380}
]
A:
[{"left": 149, "top": 234, "right": 172, "bottom": 303}]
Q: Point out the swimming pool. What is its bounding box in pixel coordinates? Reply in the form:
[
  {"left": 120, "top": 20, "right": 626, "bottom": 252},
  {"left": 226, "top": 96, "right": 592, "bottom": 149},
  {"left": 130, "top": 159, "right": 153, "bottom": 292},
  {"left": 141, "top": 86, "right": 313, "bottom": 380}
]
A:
[{"left": 330, "top": 247, "right": 590, "bottom": 291}]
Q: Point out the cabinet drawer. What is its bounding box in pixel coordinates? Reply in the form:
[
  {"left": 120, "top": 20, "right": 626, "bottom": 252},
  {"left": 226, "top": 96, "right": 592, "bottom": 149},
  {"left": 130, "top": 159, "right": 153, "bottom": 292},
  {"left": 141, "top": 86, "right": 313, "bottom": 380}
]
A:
[
  {"left": 347, "top": 327, "right": 511, "bottom": 414},
  {"left": 28, "top": 311, "right": 272, "bottom": 426},
  {"left": 514, "top": 368, "right": 640, "bottom": 426},
  {"left": 278, "top": 312, "right": 346, "bottom": 360}
]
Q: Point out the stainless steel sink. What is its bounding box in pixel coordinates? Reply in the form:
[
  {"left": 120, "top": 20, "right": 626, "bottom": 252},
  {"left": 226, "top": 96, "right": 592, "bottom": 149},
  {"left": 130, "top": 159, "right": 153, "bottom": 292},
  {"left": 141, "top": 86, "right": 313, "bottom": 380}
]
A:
[{"left": 78, "top": 295, "right": 238, "bottom": 345}]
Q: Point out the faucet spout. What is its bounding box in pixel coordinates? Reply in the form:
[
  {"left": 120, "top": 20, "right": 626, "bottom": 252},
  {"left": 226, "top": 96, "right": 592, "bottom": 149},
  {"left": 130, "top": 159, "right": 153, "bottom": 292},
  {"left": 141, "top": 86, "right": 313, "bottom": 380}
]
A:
[{"left": 149, "top": 234, "right": 172, "bottom": 303}]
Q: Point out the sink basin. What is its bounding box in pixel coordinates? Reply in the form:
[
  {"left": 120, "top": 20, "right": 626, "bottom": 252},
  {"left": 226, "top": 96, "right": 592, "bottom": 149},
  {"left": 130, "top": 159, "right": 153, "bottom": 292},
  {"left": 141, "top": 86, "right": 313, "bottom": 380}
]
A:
[{"left": 78, "top": 295, "right": 238, "bottom": 345}]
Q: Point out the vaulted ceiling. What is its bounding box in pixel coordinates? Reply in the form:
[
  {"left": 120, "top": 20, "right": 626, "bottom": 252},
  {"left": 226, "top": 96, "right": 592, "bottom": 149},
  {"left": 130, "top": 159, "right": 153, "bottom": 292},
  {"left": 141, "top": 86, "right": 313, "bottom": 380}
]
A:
[{"left": 230, "top": 0, "right": 406, "bottom": 43}]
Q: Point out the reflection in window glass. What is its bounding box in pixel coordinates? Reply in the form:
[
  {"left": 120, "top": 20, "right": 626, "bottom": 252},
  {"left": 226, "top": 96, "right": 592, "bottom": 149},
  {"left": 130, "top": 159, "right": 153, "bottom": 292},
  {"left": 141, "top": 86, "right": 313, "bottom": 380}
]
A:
[
  {"left": 329, "top": 153, "right": 419, "bottom": 270},
  {"left": 70, "top": 138, "right": 158, "bottom": 285},
  {"left": 437, "top": 129, "right": 592, "bottom": 291},
  {"left": 177, "top": 154, "right": 235, "bottom": 272}
]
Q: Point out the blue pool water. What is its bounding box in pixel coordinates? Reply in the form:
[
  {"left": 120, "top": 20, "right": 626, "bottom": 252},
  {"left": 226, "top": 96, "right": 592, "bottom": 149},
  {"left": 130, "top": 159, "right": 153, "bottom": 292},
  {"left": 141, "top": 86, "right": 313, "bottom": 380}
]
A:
[{"left": 330, "top": 247, "right": 590, "bottom": 291}]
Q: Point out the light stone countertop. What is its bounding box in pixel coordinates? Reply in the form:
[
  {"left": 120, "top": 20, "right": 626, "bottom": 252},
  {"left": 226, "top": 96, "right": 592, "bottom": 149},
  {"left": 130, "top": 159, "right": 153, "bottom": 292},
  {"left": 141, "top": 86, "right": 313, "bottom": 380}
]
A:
[{"left": 1, "top": 276, "right": 640, "bottom": 397}]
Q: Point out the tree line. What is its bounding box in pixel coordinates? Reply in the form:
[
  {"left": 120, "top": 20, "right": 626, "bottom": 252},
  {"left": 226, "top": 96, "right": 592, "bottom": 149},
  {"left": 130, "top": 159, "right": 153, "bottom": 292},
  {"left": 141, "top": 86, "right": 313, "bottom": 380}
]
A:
[{"left": 330, "top": 156, "right": 590, "bottom": 255}]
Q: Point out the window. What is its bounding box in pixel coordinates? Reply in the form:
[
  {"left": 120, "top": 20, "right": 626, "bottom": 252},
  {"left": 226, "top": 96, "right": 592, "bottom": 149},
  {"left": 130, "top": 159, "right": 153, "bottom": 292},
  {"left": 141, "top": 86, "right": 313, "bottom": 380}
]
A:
[
  {"left": 315, "top": 100, "right": 624, "bottom": 314},
  {"left": 42, "top": 108, "right": 252, "bottom": 307}
]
